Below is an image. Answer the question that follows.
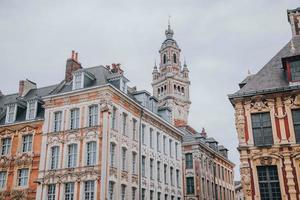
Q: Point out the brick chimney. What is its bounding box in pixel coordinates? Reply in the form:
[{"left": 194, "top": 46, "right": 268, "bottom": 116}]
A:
[
  {"left": 65, "top": 50, "right": 82, "bottom": 82},
  {"left": 288, "top": 7, "right": 300, "bottom": 37},
  {"left": 19, "top": 79, "right": 37, "bottom": 97}
]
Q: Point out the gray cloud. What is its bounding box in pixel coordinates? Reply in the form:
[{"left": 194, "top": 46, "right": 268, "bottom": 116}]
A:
[{"left": 0, "top": 0, "right": 299, "bottom": 180}]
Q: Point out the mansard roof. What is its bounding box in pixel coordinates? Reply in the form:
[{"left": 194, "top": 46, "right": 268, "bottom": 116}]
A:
[{"left": 229, "top": 36, "right": 300, "bottom": 99}]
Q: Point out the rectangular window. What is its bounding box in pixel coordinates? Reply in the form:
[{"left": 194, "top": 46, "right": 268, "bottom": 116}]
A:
[
  {"left": 65, "top": 182, "right": 74, "bottom": 200},
  {"left": 164, "top": 164, "right": 167, "bottom": 184},
  {"left": 132, "top": 187, "right": 136, "bottom": 200},
  {"left": 257, "top": 166, "right": 281, "bottom": 200},
  {"left": 175, "top": 142, "right": 179, "bottom": 159},
  {"left": 47, "top": 184, "right": 56, "bottom": 200},
  {"left": 292, "top": 109, "right": 300, "bottom": 143},
  {"left": 53, "top": 111, "right": 62, "bottom": 132},
  {"left": 26, "top": 101, "right": 36, "bottom": 120},
  {"left": 67, "top": 144, "right": 77, "bottom": 168},
  {"left": 252, "top": 112, "right": 273, "bottom": 146},
  {"left": 1, "top": 138, "right": 11, "bottom": 156},
  {"left": 111, "top": 107, "right": 117, "bottom": 130},
  {"left": 84, "top": 180, "right": 95, "bottom": 200},
  {"left": 22, "top": 134, "right": 32, "bottom": 152},
  {"left": 169, "top": 139, "right": 172, "bottom": 157},
  {"left": 165, "top": 194, "right": 168, "bottom": 200},
  {"left": 176, "top": 169, "right": 180, "bottom": 188},
  {"left": 150, "top": 190, "right": 154, "bottom": 200},
  {"left": 142, "top": 124, "right": 146, "bottom": 145},
  {"left": 121, "top": 184, "right": 126, "bottom": 200},
  {"left": 157, "top": 132, "right": 160, "bottom": 152},
  {"left": 70, "top": 108, "right": 80, "bottom": 130},
  {"left": 0, "top": 171, "right": 7, "bottom": 189},
  {"left": 142, "top": 189, "right": 145, "bottom": 200},
  {"left": 186, "top": 177, "right": 195, "bottom": 194},
  {"left": 110, "top": 143, "right": 116, "bottom": 167},
  {"left": 290, "top": 60, "right": 300, "bottom": 81},
  {"left": 150, "top": 128, "right": 153, "bottom": 148},
  {"left": 142, "top": 156, "right": 146, "bottom": 177},
  {"left": 88, "top": 105, "right": 98, "bottom": 127},
  {"left": 132, "top": 118, "right": 137, "bottom": 140},
  {"left": 150, "top": 158, "right": 154, "bottom": 179},
  {"left": 185, "top": 153, "right": 193, "bottom": 169},
  {"left": 157, "top": 161, "right": 161, "bottom": 182},
  {"left": 17, "top": 168, "right": 29, "bottom": 187},
  {"left": 170, "top": 167, "right": 174, "bottom": 186},
  {"left": 6, "top": 104, "right": 16, "bottom": 123},
  {"left": 132, "top": 152, "right": 137, "bottom": 174},
  {"left": 73, "top": 72, "right": 82, "bottom": 90},
  {"left": 86, "top": 141, "right": 97, "bottom": 166},
  {"left": 108, "top": 181, "right": 114, "bottom": 200},
  {"left": 157, "top": 192, "right": 161, "bottom": 200},
  {"left": 122, "top": 113, "right": 127, "bottom": 135},
  {"left": 50, "top": 146, "right": 59, "bottom": 169},
  {"left": 163, "top": 135, "right": 166, "bottom": 154},
  {"left": 122, "top": 147, "right": 127, "bottom": 171}
]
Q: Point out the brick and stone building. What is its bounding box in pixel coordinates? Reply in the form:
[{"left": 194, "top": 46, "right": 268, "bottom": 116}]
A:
[
  {"left": 229, "top": 7, "right": 300, "bottom": 200},
  {"left": 0, "top": 80, "right": 56, "bottom": 199}
]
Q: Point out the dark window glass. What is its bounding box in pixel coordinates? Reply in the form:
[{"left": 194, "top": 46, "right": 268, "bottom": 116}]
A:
[
  {"left": 290, "top": 60, "right": 300, "bottom": 81},
  {"left": 257, "top": 166, "right": 281, "bottom": 200},
  {"left": 185, "top": 153, "right": 193, "bottom": 169},
  {"left": 292, "top": 109, "right": 300, "bottom": 143},
  {"left": 186, "top": 177, "right": 194, "bottom": 194},
  {"left": 251, "top": 112, "right": 273, "bottom": 146}
]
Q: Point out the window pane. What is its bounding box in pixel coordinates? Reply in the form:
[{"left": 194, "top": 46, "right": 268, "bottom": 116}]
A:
[{"left": 251, "top": 113, "right": 273, "bottom": 146}]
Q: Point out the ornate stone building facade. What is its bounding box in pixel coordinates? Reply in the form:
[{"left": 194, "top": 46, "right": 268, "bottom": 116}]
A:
[
  {"left": 229, "top": 7, "right": 300, "bottom": 200},
  {"left": 0, "top": 80, "right": 56, "bottom": 199},
  {"left": 181, "top": 127, "right": 235, "bottom": 200},
  {"left": 35, "top": 54, "right": 183, "bottom": 200}
]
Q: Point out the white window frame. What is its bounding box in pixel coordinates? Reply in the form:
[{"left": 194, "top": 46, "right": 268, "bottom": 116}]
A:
[
  {"left": 53, "top": 111, "right": 62, "bottom": 132},
  {"left": 50, "top": 146, "right": 59, "bottom": 170},
  {"left": 47, "top": 184, "right": 56, "bottom": 200},
  {"left": 65, "top": 182, "right": 75, "bottom": 200},
  {"left": 108, "top": 181, "right": 114, "bottom": 200},
  {"left": 72, "top": 72, "right": 84, "bottom": 90},
  {"left": 0, "top": 171, "right": 7, "bottom": 190},
  {"left": 110, "top": 143, "right": 116, "bottom": 167},
  {"left": 67, "top": 144, "right": 78, "bottom": 168},
  {"left": 5, "top": 104, "right": 16, "bottom": 124},
  {"left": 122, "top": 147, "right": 127, "bottom": 171},
  {"left": 21, "top": 134, "right": 33, "bottom": 153},
  {"left": 84, "top": 180, "right": 95, "bottom": 200},
  {"left": 86, "top": 141, "right": 97, "bottom": 166},
  {"left": 17, "top": 168, "right": 29, "bottom": 187},
  {"left": 26, "top": 100, "right": 37, "bottom": 120},
  {"left": 88, "top": 105, "right": 98, "bottom": 127},
  {"left": 0, "top": 137, "right": 11, "bottom": 156},
  {"left": 70, "top": 108, "right": 80, "bottom": 130}
]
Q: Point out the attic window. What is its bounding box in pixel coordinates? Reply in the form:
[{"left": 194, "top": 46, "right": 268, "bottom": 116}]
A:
[
  {"left": 26, "top": 100, "right": 37, "bottom": 120},
  {"left": 6, "top": 104, "right": 16, "bottom": 123},
  {"left": 290, "top": 60, "right": 300, "bottom": 81},
  {"left": 73, "top": 72, "right": 83, "bottom": 90}
]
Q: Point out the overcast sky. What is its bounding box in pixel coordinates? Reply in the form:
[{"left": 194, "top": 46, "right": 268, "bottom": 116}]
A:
[{"left": 0, "top": 0, "right": 299, "bottom": 180}]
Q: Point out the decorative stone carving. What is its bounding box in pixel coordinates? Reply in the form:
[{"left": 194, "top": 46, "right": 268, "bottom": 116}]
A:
[
  {"left": 234, "top": 102, "right": 246, "bottom": 143},
  {"left": 0, "top": 155, "right": 12, "bottom": 168},
  {"left": 240, "top": 167, "right": 252, "bottom": 197},
  {"left": 14, "top": 152, "right": 34, "bottom": 166},
  {"left": 259, "top": 157, "right": 273, "bottom": 165},
  {"left": 109, "top": 167, "right": 117, "bottom": 178}
]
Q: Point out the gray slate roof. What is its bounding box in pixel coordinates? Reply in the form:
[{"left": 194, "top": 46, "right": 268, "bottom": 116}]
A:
[{"left": 229, "top": 36, "right": 300, "bottom": 98}]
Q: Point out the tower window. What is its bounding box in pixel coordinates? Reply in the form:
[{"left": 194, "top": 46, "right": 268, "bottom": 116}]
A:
[
  {"left": 173, "top": 53, "right": 177, "bottom": 63},
  {"left": 181, "top": 87, "right": 184, "bottom": 95},
  {"left": 163, "top": 54, "right": 167, "bottom": 64}
]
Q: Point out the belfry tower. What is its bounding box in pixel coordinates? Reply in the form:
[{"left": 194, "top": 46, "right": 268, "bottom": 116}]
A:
[{"left": 152, "top": 22, "right": 191, "bottom": 126}]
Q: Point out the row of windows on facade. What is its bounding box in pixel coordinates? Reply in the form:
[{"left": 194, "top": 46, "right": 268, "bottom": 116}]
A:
[
  {"left": 109, "top": 143, "right": 181, "bottom": 187},
  {"left": 0, "top": 134, "right": 32, "bottom": 156},
  {"left": 48, "top": 141, "right": 97, "bottom": 169},
  {"left": 52, "top": 105, "right": 99, "bottom": 132},
  {"left": 185, "top": 153, "right": 233, "bottom": 183},
  {"left": 157, "top": 84, "right": 185, "bottom": 96},
  {"left": 162, "top": 53, "right": 178, "bottom": 65},
  {"left": 0, "top": 168, "right": 29, "bottom": 189},
  {"left": 186, "top": 176, "right": 235, "bottom": 200},
  {"left": 108, "top": 181, "right": 181, "bottom": 200},
  {"left": 111, "top": 108, "right": 180, "bottom": 160},
  {"left": 5, "top": 100, "right": 38, "bottom": 123},
  {"left": 46, "top": 180, "right": 95, "bottom": 200},
  {"left": 252, "top": 109, "right": 300, "bottom": 146}
]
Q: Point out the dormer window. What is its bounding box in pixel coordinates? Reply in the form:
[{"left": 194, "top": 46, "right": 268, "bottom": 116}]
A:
[
  {"left": 26, "top": 100, "right": 37, "bottom": 120},
  {"left": 5, "top": 104, "right": 16, "bottom": 124},
  {"left": 120, "top": 78, "right": 127, "bottom": 93},
  {"left": 73, "top": 72, "right": 83, "bottom": 90},
  {"left": 290, "top": 60, "right": 300, "bottom": 81}
]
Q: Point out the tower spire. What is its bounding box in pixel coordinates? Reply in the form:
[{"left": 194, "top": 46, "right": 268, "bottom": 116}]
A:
[{"left": 165, "top": 15, "right": 174, "bottom": 39}]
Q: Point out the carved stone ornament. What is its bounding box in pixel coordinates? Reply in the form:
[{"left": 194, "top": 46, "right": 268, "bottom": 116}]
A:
[
  {"left": 260, "top": 157, "right": 273, "bottom": 165},
  {"left": 240, "top": 167, "right": 251, "bottom": 196},
  {"left": 0, "top": 191, "right": 10, "bottom": 199},
  {"left": 109, "top": 167, "right": 117, "bottom": 178},
  {"left": 0, "top": 155, "right": 12, "bottom": 168},
  {"left": 234, "top": 103, "right": 245, "bottom": 142},
  {"left": 14, "top": 152, "right": 34, "bottom": 166},
  {"left": 10, "top": 189, "right": 35, "bottom": 200},
  {"left": 251, "top": 100, "right": 268, "bottom": 111},
  {"left": 294, "top": 95, "right": 300, "bottom": 106}
]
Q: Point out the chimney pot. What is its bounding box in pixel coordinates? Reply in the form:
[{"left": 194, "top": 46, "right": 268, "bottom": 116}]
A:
[
  {"left": 75, "top": 52, "right": 78, "bottom": 61},
  {"left": 71, "top": 50, "right": 75, "bottom": 59},
  {"left": 65, "top": 50, "right": 82, "bottom": 82}
]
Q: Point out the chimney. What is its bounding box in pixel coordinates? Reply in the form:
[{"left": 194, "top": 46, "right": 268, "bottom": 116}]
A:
[
  {"left": 19, "top": 79, "right": 37, "bottom": 97},
  {"left": 65, "top": 50, "right": 82, "bottom": 82},
  {"left": 288, "top": 7, "right": 300, "bottom": 37}
]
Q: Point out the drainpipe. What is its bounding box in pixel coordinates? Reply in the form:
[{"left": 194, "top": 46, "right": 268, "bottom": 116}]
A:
[{"left": 138, "top": 108, "right": 144, "bottom": 200}]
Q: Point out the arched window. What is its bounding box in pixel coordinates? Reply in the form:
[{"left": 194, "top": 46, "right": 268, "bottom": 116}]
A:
[
  {"left": 158, "top": 88, "right": 160, "bottom": 95},
  {"left": 174, "top": 85, "right": 176, "bottom": 91},
  {"left": 163, "top": 54, "right": 167, "bottom": 64},
  {"left": 164, "top": 85, "right": 167, "bottom": 91},
  {"left": 173, "top": 53, "right": 177, "bottom": 63},
  {"left": 161, "top": 87, "right": 164, "bottom": 93},
  {"left": 181, "top": 87, "right": 184, "bottom": 94},
  {"left": 177, "top": 86, "right": 180, "bottom": 92}
]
